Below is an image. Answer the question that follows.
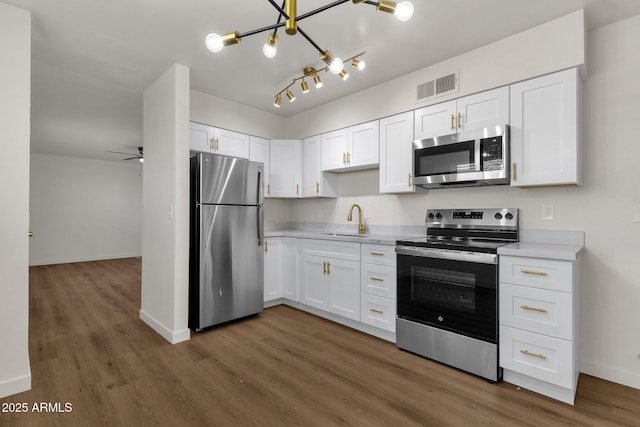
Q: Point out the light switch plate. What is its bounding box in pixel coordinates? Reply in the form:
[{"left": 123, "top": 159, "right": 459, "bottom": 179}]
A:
[{"left": 542, "top": 204, "right": 555, "bottom": 221}]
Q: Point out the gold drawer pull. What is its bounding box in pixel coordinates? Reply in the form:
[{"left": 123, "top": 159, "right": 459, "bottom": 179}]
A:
[
  {"left": 369, "top": 252, "right": 385, "bottom": 256},
  {"left": 370, "top": 277, "right": 384, "bottom": 282},
  {"left": 521, "top": 305, "right": 547, "bottom": 313},
  {"left": 369, "top": 308, "right": 384, "bottom": 314},
  {"left": 450, "top": 114, "right": 455, "bottom": 130},
  {"left": 520, "top": 349, "right": 547, "bottom": 360},
  {"left": 521, "top": 269, "right": 548, "bottom": 276},
  {"left": 323, "top": 261, "right": 327, "bottom": 275}
]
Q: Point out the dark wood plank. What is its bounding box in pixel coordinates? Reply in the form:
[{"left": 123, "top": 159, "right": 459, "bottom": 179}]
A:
[{"left": 2, "top": 258, "right": 639, "bottom": 426}]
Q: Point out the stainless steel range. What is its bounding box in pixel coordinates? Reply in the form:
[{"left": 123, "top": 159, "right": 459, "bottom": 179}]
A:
[{"left": 395, "top": 208, "right": 518, "bottom": 381}]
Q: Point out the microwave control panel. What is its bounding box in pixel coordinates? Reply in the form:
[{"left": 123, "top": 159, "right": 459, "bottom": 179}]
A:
[{"left": 481, "top": 136, "right": 503, "bottom": 171}]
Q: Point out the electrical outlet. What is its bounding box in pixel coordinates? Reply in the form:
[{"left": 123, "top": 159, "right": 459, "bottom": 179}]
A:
[
  {"left": 634, "top": 205, "right": 640, "bottom": 223},
  {"left": 542, "top": 204, "right": 554, "bottom": 221}
]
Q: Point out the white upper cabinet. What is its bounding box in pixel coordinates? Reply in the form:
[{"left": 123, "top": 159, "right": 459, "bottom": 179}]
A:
[
  {"left": 189, "top": 122, "right": 250, "bottom": 159},
  {"left": 249, "top": 136, "right": 270, "bottom": 197},
  {"left": 269, "top": 139, "right": 301, "bottom": 198},
  {"left": 321, "top": 121, "right": 379, "bottom": 171},
  {"left": 379, "top": 111, "right": 415, "bottom": 194},
  {"left": 347, "top": 121, "right": 379, "bottom": 169},
  {"left": 510, "top": 68, "right": 581, "bottom": 187},
  {"left": 302, "top": 135, "right": 338, "bottom": 198},
  {"left": 414, "top": 87, "right": 510, "bottom": 139}
]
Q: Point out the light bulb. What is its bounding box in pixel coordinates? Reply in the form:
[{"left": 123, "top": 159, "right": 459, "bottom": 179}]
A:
[
  {"left": 352, "top": 59, "right": 366, "bottom": 70},
  {"left": 329, "top": 57, "right": 344, "bottom": 74},
  {"left": 263, "top": 43, "right": 277, "bottom": 58},
  {"left": 139, "top": 158, "right": 144, "bottom": 164},
  {"left": 205, "top": 33, "right": 224, "bottom": 53},
  {"left": 394, "top": 1, "right": 414, "bottom": 21},
  {"left": 313, "top": 75, "right": 323, "bottom": 88}
]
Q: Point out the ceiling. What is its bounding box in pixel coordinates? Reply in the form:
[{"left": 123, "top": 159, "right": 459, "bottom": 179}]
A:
[{"left": 5, "top": 0, "right": 640, "bottom": 162}]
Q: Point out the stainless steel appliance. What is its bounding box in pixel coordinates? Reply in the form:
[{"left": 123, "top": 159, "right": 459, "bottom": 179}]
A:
[
  {"left": 412, "top": 125, "right": 509, "bottom": 189},
  {"left": 189, "top": 152, "right": 264, "bottom": 331},
  {"left": 395, "top": 208, "right": 518, "bottom": 381}
]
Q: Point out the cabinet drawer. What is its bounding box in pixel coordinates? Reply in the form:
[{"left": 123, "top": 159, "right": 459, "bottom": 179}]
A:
[
  {"left": 361, "top": 244, "right": 396, "bottom": 266},
  {"left": 301, "top": 239, "right": 360, "bottom": 261},
  {"left": 500, "top": 326, "right": 573, "bottom": 389},
  {"left": 500, "top": 256, "right": 573, "bottom": 292},
  {"left": 360, "top": 293, "right": 396, "bottom": 333},
  {"left": 361, "top": 263, "right": 396, "bottom": 299},
  {"left": 500, "top": 283, "right": 573, "bottom": 340}
]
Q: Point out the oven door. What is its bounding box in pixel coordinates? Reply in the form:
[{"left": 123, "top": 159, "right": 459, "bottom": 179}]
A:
[{"left": 396, "top": 246, "right": 498, "bottom": 343}]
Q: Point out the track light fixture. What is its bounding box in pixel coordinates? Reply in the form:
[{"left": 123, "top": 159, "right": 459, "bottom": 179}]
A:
[{"left": 204, "top": 0, "right": 414, "bottom": 107}]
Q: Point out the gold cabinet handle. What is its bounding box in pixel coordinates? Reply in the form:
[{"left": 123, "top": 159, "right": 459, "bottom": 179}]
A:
[
  {"left": 520, "top": 349, "right": 547, "bottom": 360},
  {"left": 512, "top": 163, "right": 517, "bottom": 181},
  {"left": 265, "top": 241, "right": 268, "bottom": 253},
  {"left": 457, "top": 112, "right": 462, "bottom": 129},
  {"left": 323, "top": 261, "right": 326, "bottom": 274},
  {"left": 369, "top": 252, "right": 385, "bottom": 256},
  {"left": 316, "top": 182, "right": 319, "bottom": 194},
  {"left": 369, "top": 308, "right": 384, "bottom": 314},
  {"left": 450, "top": 114, "right": 455, "bottom": 130},
  {"left": 408, "top": 172, "right": 412, "bottom": 187},
  {"left": 210, "top": 137, "right": 215, "bottom": 151},
  {"left": 521, "top": 305, "right": 547, "bottom": 313},
  {"left": 28, "top": 232, "right": 33, "bottom": 237},
  {"left": 343, "top": 152, "right": 346, "bottom": 165},
  {"left": 216, "top": 138, "right": 219, "bottom": 150},
  {"left": 327, "top": 262, "right": 330, "bottom": 275},
  {"left": 267, "top": 183, "right": 270, "bottom": 195},
  {"left": 296, "top": 184, "right": 299, "bottom": 195},
  {"left": 347, "top": 152, "right": 350, "bottom": 164},
  {"left": 521, "top": 269, "right": 548, "bottom": 276},
  {"left": 370, "top": 277, "right": 384, "bottom": 282}
]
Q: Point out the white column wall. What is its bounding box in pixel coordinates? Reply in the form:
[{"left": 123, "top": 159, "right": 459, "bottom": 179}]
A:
[{"left": 0, "top": 3, "right": 32, "bottom": 398}]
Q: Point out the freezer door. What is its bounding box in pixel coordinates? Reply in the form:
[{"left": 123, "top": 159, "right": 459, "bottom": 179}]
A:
[
  {"left": 195, "top": 204, "right": 264, "bottom": 330},
  {"left": 198, "top": 152, "right": 263, "bottom": 206}
]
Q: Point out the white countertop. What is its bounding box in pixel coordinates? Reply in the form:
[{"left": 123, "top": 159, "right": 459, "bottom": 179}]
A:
[
  {"left": 498, "top": 242, "right": 584, "bottom": 261},
  {"left": 265, "top": 230, "right": 422, "bottom": 246}
]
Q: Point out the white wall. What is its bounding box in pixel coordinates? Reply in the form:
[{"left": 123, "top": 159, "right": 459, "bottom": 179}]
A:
[
  {"left": 29, "top": 154, "right": 142, "bottom": 266},
  {"left": 287, "top": 14, "right": 640, "bottom": 390},
  {"left": 140, "top": 64, "right": 191, "bottom": 344},
  {"left": 0, "top": 2, "right": 31, "bottom": 398}
]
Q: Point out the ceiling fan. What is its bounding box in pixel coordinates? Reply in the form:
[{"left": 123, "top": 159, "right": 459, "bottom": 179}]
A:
[{"left": 107, "top": 146, "right": 143, "bottom": 163}]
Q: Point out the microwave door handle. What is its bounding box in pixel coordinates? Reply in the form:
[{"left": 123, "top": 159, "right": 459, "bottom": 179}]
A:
[{"left": 475, "top": 139, "right": 482, "bottom": 172}]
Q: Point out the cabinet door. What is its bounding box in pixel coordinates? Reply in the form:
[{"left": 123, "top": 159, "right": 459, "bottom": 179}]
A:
[
  {"left": 264, "top": 238, "right": 282, "bottom": 302},
  {"left": 213, "top": 128, "right": 250, "bottom": 159},
  {"left": 510, "top": 68, "right": 580, "bottom": 187},
  {"left": 249, "top": 136, "right": 270, "bottom": 198},
  {"left": 269, "top": 139, "right": 301, "bottom": 198},
  {"left": 302, "top": 136, "right": 322, "bottom": 197},
  {"left": 414, "top": 99, "right": 456, "bottom": 139},
  {"left": 457, "top": 86, "right": 509, "bottom": 132},
  {"left": 300, "top": 255, "right": 330, "bottom": 310},
  {"left": 321, "top": 129, "right": 348, "bottom": 171},
  {"left": 379, "top": 111, "right": 415, "bottom": 193},
  {"left": 347, "top": 120, "right": 379, "bottom": 168},
  {"left": 328, "top": 258, "right": 360, "bottom": 321},
  {"left": 189, "top": 122, "right": 214, "bottom": 153},
  {"left": 281, "top": 238, "right": 299, "bottom": 301}
]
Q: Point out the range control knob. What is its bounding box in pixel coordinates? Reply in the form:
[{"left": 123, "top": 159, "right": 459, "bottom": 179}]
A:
[
  {"left": 494, "top": 212, "right": 503, "bottom": 220},
  {"left": 428, "top": 212, "right": 435, "bottom": 220},
  {"left": 435, "top": 212, "right": 443, "bottom": 220},
  {"left": 505, "top": 212, "right": 514, "bottom": 220}
]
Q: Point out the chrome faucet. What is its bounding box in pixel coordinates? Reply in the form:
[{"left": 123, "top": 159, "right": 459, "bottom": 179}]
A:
[{"left": 347, "top": 203, "right": 367, "bottom": 234}]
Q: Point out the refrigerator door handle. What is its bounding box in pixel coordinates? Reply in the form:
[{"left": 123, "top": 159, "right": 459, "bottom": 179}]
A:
[
  {"left": 257, "top": 206, "right": 264, "bottom": 246},
  {"left": 257, "top": 164, "right": 264, "bottom": 204}
]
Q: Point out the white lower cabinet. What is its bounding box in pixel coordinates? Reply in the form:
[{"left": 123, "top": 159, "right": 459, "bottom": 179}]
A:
[
  {"left": 300, "top": 239, "right": 360, "bottom": 321},
  {"left": 499, "top": 253, "right": 581, "bottom": 404},
  {"left": 264, "top": 237, "right": 298, "bottom": 303},
  {"left": 360, "top": 243, "right": 396, "bottom": 332}
]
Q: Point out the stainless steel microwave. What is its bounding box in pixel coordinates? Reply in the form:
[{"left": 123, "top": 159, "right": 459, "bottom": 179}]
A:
[{"left": 412, "top": 125, "right": 509, "bottom": 189}]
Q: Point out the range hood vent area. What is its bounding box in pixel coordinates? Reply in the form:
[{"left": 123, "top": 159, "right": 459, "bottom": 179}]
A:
[{"left": 416, "top": 71, "right": 459, "bottom": 102}]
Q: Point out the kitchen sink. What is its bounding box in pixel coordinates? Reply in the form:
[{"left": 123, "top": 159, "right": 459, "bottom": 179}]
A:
[{"left": 322, "top": 232, "right": 369, "bottom": 238}]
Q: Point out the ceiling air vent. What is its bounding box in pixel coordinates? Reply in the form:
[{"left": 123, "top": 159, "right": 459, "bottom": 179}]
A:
[{"left": 416, "top": 71, "right": 458, "bottom": 102}]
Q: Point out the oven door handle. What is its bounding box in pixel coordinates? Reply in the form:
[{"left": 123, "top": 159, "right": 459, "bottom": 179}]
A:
[{"left": 395, "top": 246, "right": 498, "bottom": 265}]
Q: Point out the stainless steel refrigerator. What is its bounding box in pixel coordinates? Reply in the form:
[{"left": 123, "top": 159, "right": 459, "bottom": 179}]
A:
[{"left": 189, "top": 152, "right": 264, "bottom": 331}]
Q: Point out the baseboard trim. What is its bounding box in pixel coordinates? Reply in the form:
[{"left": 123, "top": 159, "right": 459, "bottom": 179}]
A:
[
  {"left": 30, "top": 253, "right": 142, "bottom": 267},
  {"left": 581, "top": 360, "right": 640, "bottom": 390},
  {"left": 0, "top": 373, "right": 31, "bottom": 399},
  {"left": 139, "top": 309, "right": 190, "bottom": 344}
]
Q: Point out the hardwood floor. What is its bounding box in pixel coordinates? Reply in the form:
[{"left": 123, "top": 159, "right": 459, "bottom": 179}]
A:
[{"left": 2, "top": 258, "right": 639, "bottom": 426}]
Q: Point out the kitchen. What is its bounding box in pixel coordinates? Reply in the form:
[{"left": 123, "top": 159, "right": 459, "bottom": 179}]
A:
[{"left": 2, "top": 0, "right": 640, "bottom": 424}]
